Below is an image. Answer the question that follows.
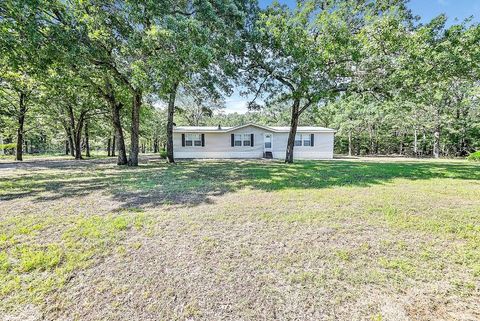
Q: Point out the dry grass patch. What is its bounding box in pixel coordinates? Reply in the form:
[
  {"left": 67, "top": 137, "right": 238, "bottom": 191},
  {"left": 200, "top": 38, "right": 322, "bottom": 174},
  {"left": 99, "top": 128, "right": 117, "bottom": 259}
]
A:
[
  {"left": 0, "top": 210, "right": 153, "bottom": 314},
  {"left": 0, "top": 157, "right": 479, "bottom": 320}
]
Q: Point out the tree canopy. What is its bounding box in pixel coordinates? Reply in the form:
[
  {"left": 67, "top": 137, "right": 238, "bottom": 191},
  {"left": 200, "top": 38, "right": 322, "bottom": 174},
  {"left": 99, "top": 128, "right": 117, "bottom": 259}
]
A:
[{"left": 0, "top": 0, "right": 478, "bottom": 162}]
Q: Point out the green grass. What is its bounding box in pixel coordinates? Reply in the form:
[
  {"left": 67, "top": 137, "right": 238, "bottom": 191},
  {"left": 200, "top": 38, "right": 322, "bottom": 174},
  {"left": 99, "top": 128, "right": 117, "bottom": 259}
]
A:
[
  {"left": 0, "top": 212, "right": 152, "bottom": 309},
  {"left": 0, "top": 158, "right": 479, "bottom": 319}
]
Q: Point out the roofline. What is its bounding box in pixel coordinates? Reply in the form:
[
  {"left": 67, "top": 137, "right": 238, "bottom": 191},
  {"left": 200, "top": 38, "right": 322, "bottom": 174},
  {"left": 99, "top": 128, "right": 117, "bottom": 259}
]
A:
[
  {"left": 173, "top": 123, "right": 336, "bottom": 133},
  {"left": 173, "top": 128, "right": 230, "bottom": 133},
  {"left": 223, "top": 123, "right": 278, "bottom": 132}
]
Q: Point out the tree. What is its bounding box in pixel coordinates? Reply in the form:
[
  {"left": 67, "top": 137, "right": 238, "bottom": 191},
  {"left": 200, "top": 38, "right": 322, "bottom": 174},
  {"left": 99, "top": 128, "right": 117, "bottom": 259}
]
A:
[
  {"left": 92, "top": 74, "right": 129, "bottom": 165},
  {"left": 42, "top": 68, "right": 106, "bottom": 159},
  {"left": 15, "top": 0, "right": 150, "bottom": 165},
  {"left": 0, "top": 2, "right": 44, "bottom": 161},
  {"left": 1, "top": 0, "right": 479, "bottom": 162},
  {"left": 0, "top": 69, "right": 37, "bottom": 161},
  {"left": 148, "top": 0, "right": 250, "bottom": 163},
  {"left": 243, "top": 1, "right": 365, "bottom": 162},
  {"left": 396, "top": 16, "right": 480, "bottom": 158},
  {"left": 176, "top": 91, "right": 225, "bottom": 126}
]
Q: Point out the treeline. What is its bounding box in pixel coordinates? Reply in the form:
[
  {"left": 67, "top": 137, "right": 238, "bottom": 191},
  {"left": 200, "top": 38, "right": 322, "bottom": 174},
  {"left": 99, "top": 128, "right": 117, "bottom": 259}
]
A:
[{"left": 1, "top": 1, "right": 479, "bottom": 164}]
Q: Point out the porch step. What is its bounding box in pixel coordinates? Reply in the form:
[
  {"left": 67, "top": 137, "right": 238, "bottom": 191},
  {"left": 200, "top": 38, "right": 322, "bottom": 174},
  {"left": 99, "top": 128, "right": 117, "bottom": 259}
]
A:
[{"left": 264, "top": 151, "right": 273, "bottom": 159}]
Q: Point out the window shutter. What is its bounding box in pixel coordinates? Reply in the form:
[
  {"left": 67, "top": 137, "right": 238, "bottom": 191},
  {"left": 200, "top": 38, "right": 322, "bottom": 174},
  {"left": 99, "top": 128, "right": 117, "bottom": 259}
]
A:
[
  {"left": 251, "top": 134, "right": 254, "bottom": 146},
  {"left": 201, "top": 134, "right": 205, "bottom": 147},
  {"left": 182, "top": 134, "right": 185, "bottom": 147},
  {"left": 231, "top": 134, "right": 234, "bottom": 147},
  {"left": 311, "top": 134, "right": 314, "bottom": 147}
]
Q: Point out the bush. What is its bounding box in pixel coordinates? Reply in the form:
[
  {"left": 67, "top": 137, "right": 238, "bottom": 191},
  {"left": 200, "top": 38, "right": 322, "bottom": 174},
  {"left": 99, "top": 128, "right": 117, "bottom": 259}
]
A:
[
  {"left": 159, "top": 148, "right": 167, "bottom": 159},
  {"left": 467, "top": 151, "right": 480, "bottom": 162},
  {"left": 0, "top": 143, "right": 16, "bottom": 150}
]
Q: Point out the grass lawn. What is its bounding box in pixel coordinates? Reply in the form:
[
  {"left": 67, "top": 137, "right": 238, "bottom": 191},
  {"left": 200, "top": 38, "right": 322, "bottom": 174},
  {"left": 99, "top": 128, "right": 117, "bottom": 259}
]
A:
[{"left": 0, "top": 157, "right": 479, "bottom": 320}]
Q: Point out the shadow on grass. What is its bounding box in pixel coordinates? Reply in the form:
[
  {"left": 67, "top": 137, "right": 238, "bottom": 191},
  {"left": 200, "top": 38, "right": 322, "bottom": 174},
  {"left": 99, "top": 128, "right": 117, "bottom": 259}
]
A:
[{"left": 1, "top": 157, "right": 479, "bottom": 209}]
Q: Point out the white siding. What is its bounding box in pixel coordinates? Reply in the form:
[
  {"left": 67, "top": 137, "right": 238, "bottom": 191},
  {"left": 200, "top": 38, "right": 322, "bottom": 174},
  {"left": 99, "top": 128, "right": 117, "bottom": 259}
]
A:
[
  {"left": 174, "top": 126, "right": 264, "bottom": 159},
  {"left": 173, "top": 125, "right": 334, "bottom": 159},
  {"left": 271, "top": 132, "right": 334, "bottom": 159}
]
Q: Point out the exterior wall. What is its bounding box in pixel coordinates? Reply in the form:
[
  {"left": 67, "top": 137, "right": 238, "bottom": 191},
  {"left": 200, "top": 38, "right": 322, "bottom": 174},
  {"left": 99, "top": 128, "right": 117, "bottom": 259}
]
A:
[
  {"left": 174, "top": 125, "right": 265, "bottom": 159},
  {"left": 271, "top": 132, "right": 334, "bottom": 160},
  {"left": 173, "top": 125, "right": 334, "bottom": 159}
]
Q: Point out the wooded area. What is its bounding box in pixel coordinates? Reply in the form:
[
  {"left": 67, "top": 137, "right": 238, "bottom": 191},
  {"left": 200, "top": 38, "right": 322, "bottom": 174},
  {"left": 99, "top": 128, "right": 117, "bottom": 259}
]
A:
[{"left": 1, "top": 0, "right": 479, "bottom": 164}]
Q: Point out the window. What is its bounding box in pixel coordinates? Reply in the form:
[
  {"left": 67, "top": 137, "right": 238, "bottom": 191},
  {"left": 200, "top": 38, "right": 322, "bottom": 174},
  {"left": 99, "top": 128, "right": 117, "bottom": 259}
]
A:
[
  {"left": 233, "top": 133, "right": 252, "bottom": 147},
  {"left": 294, "top": 134, "right": 312, "bottom": 146},
  {"left": 234, "top": 134, "right": 242, "bottom": 146},
  {"left": 303, "top": 134, "right": 311, "bottom": 146},
  {"left": 186, "top": 133, "right": 202, "bottom": 147},
  {"left": 295, "top": 134, "right": 302, "bottom": 146},
  {"left": 243, "top": 134, "right": 251, "bottom": 146}
]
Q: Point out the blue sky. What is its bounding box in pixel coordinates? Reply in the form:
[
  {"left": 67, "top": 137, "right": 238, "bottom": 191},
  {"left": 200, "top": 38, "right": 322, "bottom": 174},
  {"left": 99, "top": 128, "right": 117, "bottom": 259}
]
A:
[
  {"left": 400, "top": 0, "right": 479, "bottom": 25},
  {"left": 258, "top": 0, "right": 480, "bottom": 24},
  {"left": 224, "top": 0, "right": 480, "bottom": 114}
]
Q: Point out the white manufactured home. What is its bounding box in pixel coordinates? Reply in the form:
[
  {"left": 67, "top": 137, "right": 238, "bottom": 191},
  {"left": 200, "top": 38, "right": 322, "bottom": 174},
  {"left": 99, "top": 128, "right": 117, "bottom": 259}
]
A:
[{"left": 173, "top": 123, "right": 335, "bottom": 160}]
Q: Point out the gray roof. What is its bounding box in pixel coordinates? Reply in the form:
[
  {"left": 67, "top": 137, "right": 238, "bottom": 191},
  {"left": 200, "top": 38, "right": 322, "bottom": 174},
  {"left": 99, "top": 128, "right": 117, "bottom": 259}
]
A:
[{"left": 174, "top": 123, "right": 335, "bottom": 133}]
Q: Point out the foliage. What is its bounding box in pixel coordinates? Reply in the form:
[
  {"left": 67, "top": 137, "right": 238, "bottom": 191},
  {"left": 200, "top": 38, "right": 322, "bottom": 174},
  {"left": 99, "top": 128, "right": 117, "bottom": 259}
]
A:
[
  {"left": 159, "top": 148, "right": 167, "bottom": 159},
  {"left": 467, "top": 151, "right": 480, "bottom": 161},
  {"left": 0, "top": 0, "right": 479, "bottom": 161},
  {"left": 0, "top": 143, "right": 16, "bottom": 150}
]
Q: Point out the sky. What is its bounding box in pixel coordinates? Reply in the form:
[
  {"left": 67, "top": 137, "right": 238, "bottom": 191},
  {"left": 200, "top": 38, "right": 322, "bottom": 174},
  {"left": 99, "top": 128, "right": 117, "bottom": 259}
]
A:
[{"left": 223, "top": 0, "right": 480, "bottom": 114}]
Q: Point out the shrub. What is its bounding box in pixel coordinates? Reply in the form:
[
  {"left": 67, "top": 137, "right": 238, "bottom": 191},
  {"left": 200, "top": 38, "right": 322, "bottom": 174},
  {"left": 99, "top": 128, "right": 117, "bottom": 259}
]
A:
[
  {"left": 467, "top": 151, "right": 480, "bottom": 162},
  {"left": 0, "top": 143, "right": 16, "bottom": 151},
  {"left": 159, "top": 148, "right": 167, "bottom": 159}
]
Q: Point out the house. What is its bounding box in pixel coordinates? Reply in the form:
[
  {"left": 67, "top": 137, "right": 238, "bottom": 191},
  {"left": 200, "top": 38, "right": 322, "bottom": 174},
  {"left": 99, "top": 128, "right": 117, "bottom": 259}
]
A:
[{"left": 173, "top": 123, "right": 335, "bottom": 159}]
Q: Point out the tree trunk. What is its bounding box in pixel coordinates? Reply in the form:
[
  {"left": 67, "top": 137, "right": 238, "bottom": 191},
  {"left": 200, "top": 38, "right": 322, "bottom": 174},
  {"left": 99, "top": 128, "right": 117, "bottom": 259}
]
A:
[
  {"left": 65, "top": 140, "right": 70, "bottom": 155},
  {"left": 112, "top": 135, "right": 116, "bottom": 157},
  {"left": 63, "top": 125, "right": 75, "bottom": 157},
  {"left": 68, "top": 106, "right": 85, "bottom": 160},
  {"left": 67, "top": 106, "right": 77, "bottom": 158},
  {"left": 85, "top": 120, "right": 90, "bottom": 157},
  {"left": 433, "top": 129, "right": 440, "bottom": 159},
  {"left": 102, "top": 78, "right": 126, "bottom": 164},
  {"left": 111, "top": 104, "right": 126, "bottom": 164},
  {"left": 432, "top": 106, "right": 441, "bottom": 159},
  {"left": 413, "top": 128, "right": 418, "bottom": 157},
  {"left": 422, "top": 131, "right": 426, "bottom": 156},
  {"left": 399, "top": 132, "right": 404, "bottom": 155},
  {"left": 369, "top": 126, "right": 374, "bottom": 155},
  {"left": 458, "top": 136, "right": 467, "bottom": 156},
  {"left": 74, "top": 132, "right": 82, "bottom": 159},
  {"left": 15, "top": 92, "right": 26, "bottom": 161},
  {"left": 68, "top": 129, "right": 75, "bottom": 157},
  {"left": 166, "top": 82, "right": 179, "bottom": 163},
  {"left": 153, "top": 138, "right": 159, "bottom": 153},
  {"left": 457, "top": 108, "right": 468, "bottom": 156},
  {"left": 285, "top": 99, "right": 300, "bottom": 163},
  {"left": 107, "top": 137, "right": 111, "bottom": 157},
  {"left": 74, "top": 118, "right": 84, "bottom": 160},
  {"left": 348, "top": 131, "right": 352, "bottom": 157},
  {"left": 1, "top": 134, "right": 5, "bottom": 155},
  {"left": 129, "top": 90, "right": 142, "bottom": 166}
]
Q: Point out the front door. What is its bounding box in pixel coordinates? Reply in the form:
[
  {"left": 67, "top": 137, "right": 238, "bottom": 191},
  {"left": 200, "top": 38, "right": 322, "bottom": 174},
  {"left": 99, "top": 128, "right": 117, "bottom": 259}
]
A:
[{"left": 264, "top": 133, "right": 273, "bottom": 152}]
